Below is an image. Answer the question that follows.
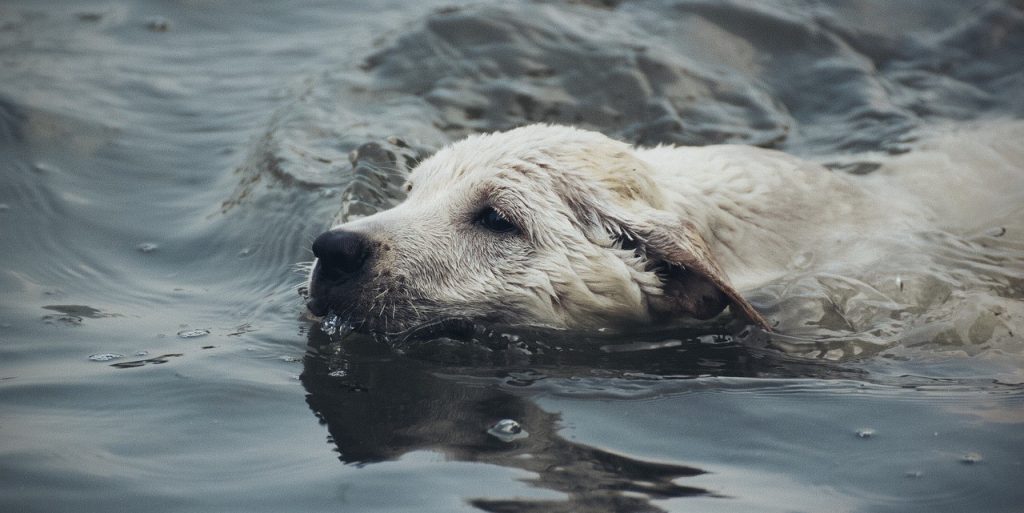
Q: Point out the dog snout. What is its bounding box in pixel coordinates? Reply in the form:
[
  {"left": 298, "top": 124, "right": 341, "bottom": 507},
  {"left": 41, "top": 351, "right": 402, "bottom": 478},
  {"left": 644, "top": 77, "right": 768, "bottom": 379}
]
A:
[{"left": 312, "top": 229, "right": 372, "bottom": 276}]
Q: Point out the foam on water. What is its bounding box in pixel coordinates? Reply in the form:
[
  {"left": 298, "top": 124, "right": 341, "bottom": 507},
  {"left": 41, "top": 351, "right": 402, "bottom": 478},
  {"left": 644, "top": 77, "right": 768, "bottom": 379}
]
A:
[
  {"left": 176, "top": 328, "right": 210, "bottom": 339},
  {"left": 87, "top": 353, "right": 124, "bottom": 362}
]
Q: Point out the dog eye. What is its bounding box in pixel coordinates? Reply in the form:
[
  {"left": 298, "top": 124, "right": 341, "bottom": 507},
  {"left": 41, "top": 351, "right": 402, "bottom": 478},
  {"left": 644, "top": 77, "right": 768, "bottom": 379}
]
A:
[{"left": 477, "top": 207, "right": 517, "bottom": 234}]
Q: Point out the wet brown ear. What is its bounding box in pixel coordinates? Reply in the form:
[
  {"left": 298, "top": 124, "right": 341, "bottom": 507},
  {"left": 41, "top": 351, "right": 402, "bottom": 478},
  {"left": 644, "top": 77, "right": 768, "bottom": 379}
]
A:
[{"left": 630, "top": 213, "right": 772, "bottom": 331}]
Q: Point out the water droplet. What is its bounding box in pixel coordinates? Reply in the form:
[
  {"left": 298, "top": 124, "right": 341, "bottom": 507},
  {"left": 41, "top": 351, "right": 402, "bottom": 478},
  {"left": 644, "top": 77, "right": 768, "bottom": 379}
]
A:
[
  {"left": 136, "top": 242, "right": 158, "bottom": 253},
  {"left": 328, "top": 369, "right": 348, "bottom": 378},
  {"left": 856, "top": 428, "right": 875, "bottom": 438},
  {"left": 177, "top": 328, "right": 210, "bottom": 339},
  {"left": 487, "top": 419, "right": 528, "bottom": 442},
  {"left": 89, "top": 353, "right": 124, "bottom": 362}
]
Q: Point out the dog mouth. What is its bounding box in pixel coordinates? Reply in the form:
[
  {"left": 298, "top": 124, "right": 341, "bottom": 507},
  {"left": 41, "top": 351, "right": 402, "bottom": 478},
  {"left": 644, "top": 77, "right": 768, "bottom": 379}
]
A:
[
  {"left": 303, "top": 283, "right": 418, "bottom": 337},
  {"left": 305, "top": 293, "right": 337, "bottom": 319},
  {"left": 303, "top": 283, "right": 517, "bottom": 341},
  {"left": 303, "top": 291, "right": 364, "bottom": 334},
  {"left": 303, "top": 260, "right": 375, "bottom": 327},
  {"left": 301, "top": 287, "right": 364, "bottom": 335}
]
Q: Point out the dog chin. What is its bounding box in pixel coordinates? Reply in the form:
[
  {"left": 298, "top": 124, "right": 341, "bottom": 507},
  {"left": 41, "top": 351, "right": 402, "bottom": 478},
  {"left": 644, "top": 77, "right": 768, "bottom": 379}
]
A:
[{"left": 307, "top": 295, "right": 538, "bottom": 338}]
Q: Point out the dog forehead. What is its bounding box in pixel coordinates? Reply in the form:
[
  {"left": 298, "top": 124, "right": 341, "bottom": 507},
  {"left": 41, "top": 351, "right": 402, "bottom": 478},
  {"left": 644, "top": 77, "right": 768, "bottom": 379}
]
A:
[
  {"left": 406, "top": 150, "right": 548, "bottom": 202},
  {"left": 408, "top": 152, "right": 514, "bottom": 193},
  {"left": 404, "top": 124, "right": 661, "bottom": 211},
  {"left": 410, "top": 125, "right": 611, "bottom": 178}
]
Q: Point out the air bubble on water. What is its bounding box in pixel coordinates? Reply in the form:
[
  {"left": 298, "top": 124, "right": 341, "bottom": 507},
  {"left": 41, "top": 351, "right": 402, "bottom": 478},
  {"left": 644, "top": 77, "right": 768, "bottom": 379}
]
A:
[
  {"left": 321, "top": 313, "right": 340, "bottom": 335},
  {"left": 177, "top": 328, "right": 210, "bottom": 338},
  {"left": 961, "top": 452, "right": 983, "bottom": 464},
  {"left": 89, "top": 353, "right": 124, "bottom": 362},
  {"left": 856, "top": 428, "right": 875, "bottom": 438},
  {"left": 487, "top": 419, "right": 528, "bottom": 443},
  {"left": 320, "top": 312, "right": 353, "bottom": 338},
  {"left": 697, "top": 334, "right": 734, "bottom": 345}
]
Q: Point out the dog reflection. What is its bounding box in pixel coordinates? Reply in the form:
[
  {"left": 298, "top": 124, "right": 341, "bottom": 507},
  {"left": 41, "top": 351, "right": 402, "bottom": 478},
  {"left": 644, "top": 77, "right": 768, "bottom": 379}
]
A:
[{"left": 301, "top": 329, "right": 708, "bottom": 512}]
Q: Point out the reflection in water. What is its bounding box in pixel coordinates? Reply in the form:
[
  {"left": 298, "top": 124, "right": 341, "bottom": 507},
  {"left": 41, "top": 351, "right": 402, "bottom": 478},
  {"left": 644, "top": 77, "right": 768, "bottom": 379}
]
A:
[
  {"left": 302, "top": 329, "right": 708, "bottom": 512},
  {"left": 300, "top": 325, "right": 871, "bottom": 512}
]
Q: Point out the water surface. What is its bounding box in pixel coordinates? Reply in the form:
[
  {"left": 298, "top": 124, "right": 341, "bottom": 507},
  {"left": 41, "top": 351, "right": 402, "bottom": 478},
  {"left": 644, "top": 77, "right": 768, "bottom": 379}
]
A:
[{"left": 2, "top": 1, "right": 1023, "bottom": 512}]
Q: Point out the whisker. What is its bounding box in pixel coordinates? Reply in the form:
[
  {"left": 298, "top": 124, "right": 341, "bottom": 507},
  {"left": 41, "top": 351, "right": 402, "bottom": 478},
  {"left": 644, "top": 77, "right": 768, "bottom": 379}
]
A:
[
  {"left": 354, "top": 159, "right": 406, "bottom": 175},
  {"left": 292, "top": 261, "right": 315, "bottom": 274}
]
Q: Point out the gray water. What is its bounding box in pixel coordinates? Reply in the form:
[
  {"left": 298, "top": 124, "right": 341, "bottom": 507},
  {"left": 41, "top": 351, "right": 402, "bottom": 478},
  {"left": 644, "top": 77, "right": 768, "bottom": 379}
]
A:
[{"left": 2, "top": 1, "right": 1023, "bottom": 512}]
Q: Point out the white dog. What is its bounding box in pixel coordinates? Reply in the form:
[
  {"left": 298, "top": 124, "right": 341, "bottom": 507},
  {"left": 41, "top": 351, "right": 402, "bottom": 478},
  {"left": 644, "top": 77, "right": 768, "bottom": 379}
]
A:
[{"left": 306, "top": 123, "right": 1024, "bottom": 335}]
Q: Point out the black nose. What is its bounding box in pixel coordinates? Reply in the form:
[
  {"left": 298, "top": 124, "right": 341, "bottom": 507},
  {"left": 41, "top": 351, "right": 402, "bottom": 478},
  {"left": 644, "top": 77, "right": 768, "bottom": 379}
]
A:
[{"left": 312, "top": 230, "right": 371, "bottom": 275}]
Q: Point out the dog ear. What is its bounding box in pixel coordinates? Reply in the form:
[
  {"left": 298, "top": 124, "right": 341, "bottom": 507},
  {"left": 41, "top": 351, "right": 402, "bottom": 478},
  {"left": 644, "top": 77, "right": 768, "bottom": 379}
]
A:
[
  {"left": 626, "top": 212, "right": 772, "bottom": 331},
  {"left": 538, "top": 145, "right": 770, "bottom": 331}
]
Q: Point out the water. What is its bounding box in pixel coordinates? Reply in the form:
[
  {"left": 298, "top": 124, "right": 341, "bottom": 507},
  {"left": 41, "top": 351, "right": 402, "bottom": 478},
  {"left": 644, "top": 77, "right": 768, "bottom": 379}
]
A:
[{"left": 2, "top": 1, "right": 1023, "bottom": 512}]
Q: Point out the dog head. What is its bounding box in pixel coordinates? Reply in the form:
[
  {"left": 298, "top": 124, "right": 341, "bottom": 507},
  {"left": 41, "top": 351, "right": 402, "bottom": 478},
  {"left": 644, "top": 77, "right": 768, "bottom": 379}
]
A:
[{"left": 306, "top": 125, "right": 769, "bottom": 333}]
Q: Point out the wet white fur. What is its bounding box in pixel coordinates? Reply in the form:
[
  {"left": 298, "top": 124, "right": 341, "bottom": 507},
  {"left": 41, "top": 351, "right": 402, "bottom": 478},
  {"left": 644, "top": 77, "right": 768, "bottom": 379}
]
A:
[{"left": 318, "top": 122, "right": 1024, "bottom": 331}]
